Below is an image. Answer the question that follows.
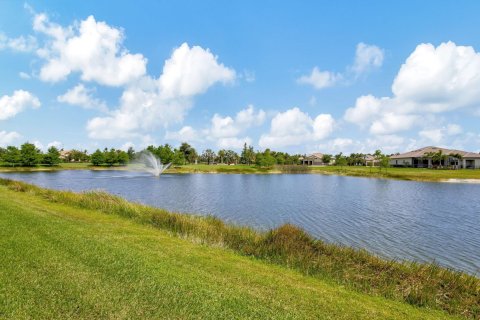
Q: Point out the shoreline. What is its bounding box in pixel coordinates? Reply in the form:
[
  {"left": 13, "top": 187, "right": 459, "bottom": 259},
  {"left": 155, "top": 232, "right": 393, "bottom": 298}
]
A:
[{"left": 3, "top": 164, "right": 480, "bottom": 183}]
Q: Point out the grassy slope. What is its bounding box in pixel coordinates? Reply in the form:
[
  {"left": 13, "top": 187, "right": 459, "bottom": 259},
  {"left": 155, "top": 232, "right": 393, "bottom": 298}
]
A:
[{"left": 0, "top": 187, "right": 456, "bottom": 319}]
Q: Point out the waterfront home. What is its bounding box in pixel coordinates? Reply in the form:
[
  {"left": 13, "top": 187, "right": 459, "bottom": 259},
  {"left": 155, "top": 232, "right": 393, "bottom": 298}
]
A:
[
  {"left": 364, "top": 155, "right": 379, "bottom": 166},
  {"left": 390, "top": 146, "right": 480, "bottom": 168},
  {"left": 59, "top": 150, "right": 72, "bottom": 161},
  {"left": 300, "top": 153, "right": 325, "bottom": 165}
]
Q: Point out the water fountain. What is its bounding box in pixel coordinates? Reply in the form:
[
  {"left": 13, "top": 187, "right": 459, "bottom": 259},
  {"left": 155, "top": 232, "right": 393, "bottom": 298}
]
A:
[{"left": 135, "top": 151, "right": 171, "bottom": 177}]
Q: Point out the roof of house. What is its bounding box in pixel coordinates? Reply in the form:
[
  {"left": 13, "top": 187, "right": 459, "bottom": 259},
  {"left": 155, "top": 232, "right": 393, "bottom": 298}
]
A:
[
  {"left": 304, "top": 153, "right": 324, "bottom": 160},
  {"left": 391, "top": 146, "right": 480, "bottom": 159},
  {"left": 364, "top": 155, "right": 378, "bottom": 161}
]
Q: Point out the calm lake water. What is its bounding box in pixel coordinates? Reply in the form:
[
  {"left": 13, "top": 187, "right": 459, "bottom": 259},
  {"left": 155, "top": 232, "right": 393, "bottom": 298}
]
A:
[{"left": 1, "top": 170, "right": 479, "bottom": 274}]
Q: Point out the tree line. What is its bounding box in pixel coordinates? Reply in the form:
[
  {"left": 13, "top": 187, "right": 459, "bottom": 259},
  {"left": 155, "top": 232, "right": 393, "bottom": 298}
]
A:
[
  {"left": 0, "top": 142, "right": 301, "bottom": 168},
  {"left": 0, "top": 141, "right": 391, "bottom": 169}
]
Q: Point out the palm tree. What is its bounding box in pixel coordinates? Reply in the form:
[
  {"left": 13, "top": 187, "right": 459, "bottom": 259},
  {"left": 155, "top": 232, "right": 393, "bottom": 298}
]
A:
[{"left": 449, "top": 153, "right": 463, "bottom": 169}]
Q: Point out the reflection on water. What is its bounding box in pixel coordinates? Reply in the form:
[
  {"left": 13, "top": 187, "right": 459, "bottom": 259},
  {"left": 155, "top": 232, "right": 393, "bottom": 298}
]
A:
[{"left": 1, "top": 170, "right": 479, "bottom": 274}]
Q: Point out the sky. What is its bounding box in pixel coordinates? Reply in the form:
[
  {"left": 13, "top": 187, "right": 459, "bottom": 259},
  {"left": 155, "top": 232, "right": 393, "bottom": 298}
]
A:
[{"left": 1, "top": 1, "right": 480, "bottom": 154}]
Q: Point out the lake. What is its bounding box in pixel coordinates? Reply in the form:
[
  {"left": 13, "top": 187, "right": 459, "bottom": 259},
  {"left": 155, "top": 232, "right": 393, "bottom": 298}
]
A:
[{"left": 1, "top": 170, "right": 479, "bottom": 274}]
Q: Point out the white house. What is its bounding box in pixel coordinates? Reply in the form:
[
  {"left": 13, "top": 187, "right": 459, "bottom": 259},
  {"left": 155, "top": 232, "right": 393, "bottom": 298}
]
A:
[
  {"left": 300, "top": 153, "right": 325, "bottom": 166},
  {"left": 390, "top": 146, "right": 480, "bottom": 169}
]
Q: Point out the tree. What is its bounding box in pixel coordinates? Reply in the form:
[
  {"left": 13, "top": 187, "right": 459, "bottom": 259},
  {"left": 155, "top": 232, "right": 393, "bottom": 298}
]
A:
[
  {"left": 104, "top": 148, "right": 118, "bottom": 166},
  {"left": 43, "top": 146, "right": 61, "bottom": 166},
  {"left": 127, "top": 147, "right": 136, "bottom": 161},
  {"left": 158, "top": 144, "right": 174, "bottom": 164},
  {"left": 172, "top": 149, "right": 185, "bottom": 165},
  {"left": 256, "top": 149, "right": 276, "bottom": 168},
  {"left": 117, "top": 151, "right": 129, "bottom": 165},
  {"left": 201, "top": 149, "right": 216, "bottom": 165},
  {"left": 322, "top": 154, "right": 332, "bottom": 165},
  {"left": 3, "top": 146, "right": 21, "bottom": 166},
  {"left": 449, "top": 153, "right": 463, "bottom": 169},
  {"left": 179, "top": 142, "right": 197, "bottom": 164},
  {"left": 379, "top": 155, "right": 390, "bottom": 172},
  {"left": 90, "top": 149, "right": 105, "bottom": 166},
  {"left": 224, "top": 150, "right": 239, "bottom": 164},
  {"left": 217, "top": 149, "right": 226, "bottom": 164},
  {"left": 20, "top": 142, "right": 40, "bottom": 167},
  {"left": 424, "top": 150, "right": 448, "bottom": 169},
  {"left": 334, "top": 153, "right": 347, "bottom": 170}
]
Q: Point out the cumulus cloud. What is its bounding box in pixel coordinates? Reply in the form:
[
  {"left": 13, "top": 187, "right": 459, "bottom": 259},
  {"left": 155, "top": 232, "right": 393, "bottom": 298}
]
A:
[
  {"left": 0, "top": 90, "right": 41, "bottom": 120},
  {"left": 0, "top": 131, "right": 21, "bottom": 147},
  {"left": 0, "top": 33, "right": 37, "bottom": 52},
  {"left": 202, "top": 105, "right": 265, "bottom": 148},
  {"left": 87, "top": 42, "right": 236, "bottom": 139},
  {"left": 158, "top": 43, "right": 235, "bottom": 99},
  {"left": 344, "top": 42, "right": 480, "bottom": 137},
  {"left": 165, "top": 126, "right": 203, "bottom": 143},
  {"left": 297, "top": 67, "right": 341, "bottom": 90},
  {"left": 57, "top": 84, "right": 107, "bottom": 111},
  {"left": 352, "top": 42, "right": 384, "bottom": 75},
  {"left": 33, "top": 14, "right": 147, "bottom": 86},
  {"left": 259, "top": 107, "right": 335, "bottom": 148},
  {"left": 46, "top": 141, "right": 63, "bottom": 150},
  {"left": 298, "top": 42, "right": 384, "bottom": 90}
]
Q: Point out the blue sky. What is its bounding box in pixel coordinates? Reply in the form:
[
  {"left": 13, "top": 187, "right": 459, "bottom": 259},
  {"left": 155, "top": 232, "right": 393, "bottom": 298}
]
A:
[{"left": 1, "top": 1, "right": 480, "bottom": 154}]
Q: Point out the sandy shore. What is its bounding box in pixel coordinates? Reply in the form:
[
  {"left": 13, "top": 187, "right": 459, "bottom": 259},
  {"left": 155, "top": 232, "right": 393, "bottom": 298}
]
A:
[{"left": 443, "top": 179, "right": 480, "bottom": 184}]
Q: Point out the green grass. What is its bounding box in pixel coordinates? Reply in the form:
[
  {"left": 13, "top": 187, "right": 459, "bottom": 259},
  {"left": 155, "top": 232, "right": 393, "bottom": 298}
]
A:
[
  {"left": 0, "top": 179, "right": 478, "bottom": 319},
  {"left": 309, "top": 165, "right": 480, "bottom": 181}
]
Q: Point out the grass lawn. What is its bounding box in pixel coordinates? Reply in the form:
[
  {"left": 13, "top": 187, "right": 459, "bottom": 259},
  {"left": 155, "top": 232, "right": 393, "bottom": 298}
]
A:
[
  {"left": 309, "top": 165, "right": 480, "bottom": 181},
  {"left": 0, "top": 184, "right": 460, "bottom": 319}
]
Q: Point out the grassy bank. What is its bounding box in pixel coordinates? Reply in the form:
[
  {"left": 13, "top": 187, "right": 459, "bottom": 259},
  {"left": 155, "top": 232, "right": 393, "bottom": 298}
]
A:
[
  {"left": 0, "top": 178, "right": 478, "bottom": 319},
  {"left": 309, "top": 166, "right": 480, "bottom": 181}
]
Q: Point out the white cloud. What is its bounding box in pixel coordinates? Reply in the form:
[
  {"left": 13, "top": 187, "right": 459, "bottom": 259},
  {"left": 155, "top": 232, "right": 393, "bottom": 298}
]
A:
[
  {"left": 259, "top": 107, "right": 335, "bottom": 148},
  {"left": 217, "top": 137, "right": 252, "bottom": 149},
  {"left": 344, "top": 42, "right": 480, "bottom": 138},
  {"left": 0, "top": 32, "right": 37, "bottom": 52},
  {"left": 297, "top": 67, "right": 341, "bottom": 90},
  {"left": 419, "top": 128, "right": 443, "bottom": 144},
  {"left": 158, "top": 43, "right": 235, "bottom": 99},
  {"left": 0, "top": 131, "right": 21, "bottom": 147},
  {"left": 120, "top": 141, "right": 135, "bottom": 151},
  {"left": 19, "top": 72, "right": 31, "bottom": 79},
  {"left": 0, "top": 90, "right": 41, "bottom": 120},
  {"left": 203, "top": 105, "right": 265, "bottom": 148},
  {"left": 298, "top": 43, "right": 384, "bottom": 90},
  {"left": 446, "top": 124, "right": 462, "bottom": 135},
  {"left": 165, "top": 126, "right": 203, "bottom": 142},
  {"left": 87, "top": 42, "right": 236, "bottom": 139},
  {"left": 352, "top": 42, "right": 384, "bottom": 75},
  {"left": 32, "top": 140, "right": 44, "bottom": 150},
  {"left": 47, "top": 141, "right": 63, "bottom": 149},
  {"left": 33, "top": 14, "right": 147, "bottom": 86},
  {"left": 57, "top": 84, "right": 107, "bottom": 111},
  {"left": 392, "top": 42, "right": 480, "bottom": 112}
]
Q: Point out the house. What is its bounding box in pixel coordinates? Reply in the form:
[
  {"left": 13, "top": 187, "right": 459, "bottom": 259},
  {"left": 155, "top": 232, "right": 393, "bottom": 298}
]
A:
[
  {"left": 300, "top": 153, "right": 325, "bottom": 166},
  {"left": 59, "top": 150, "right": 72, "bottom": 161},
  {"left": 364, "top": 155, "right": 380, "bottom": 166},
  {"left": 390, "top": 146, "right": 480, "bottom": 169}
]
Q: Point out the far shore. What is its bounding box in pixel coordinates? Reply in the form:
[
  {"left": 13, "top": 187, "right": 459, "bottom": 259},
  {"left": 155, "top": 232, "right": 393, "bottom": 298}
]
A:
[{"left": 2, "top": 162, "right": 480, "bottom": 183}]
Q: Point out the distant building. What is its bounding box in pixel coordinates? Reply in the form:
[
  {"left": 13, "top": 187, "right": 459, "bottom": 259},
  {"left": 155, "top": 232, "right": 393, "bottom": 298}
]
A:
[
  {"left": 390, "top": 146, "right": 480, "bottom": 169},
  {"left": 364, "top": 155, "right": 379, "bottom": 166},
  {"left": 59, "top": 150, "right": 72, "bottom": 161},
  {"left": 300, "top": 153, "right": 325, "bottom": 166}
]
